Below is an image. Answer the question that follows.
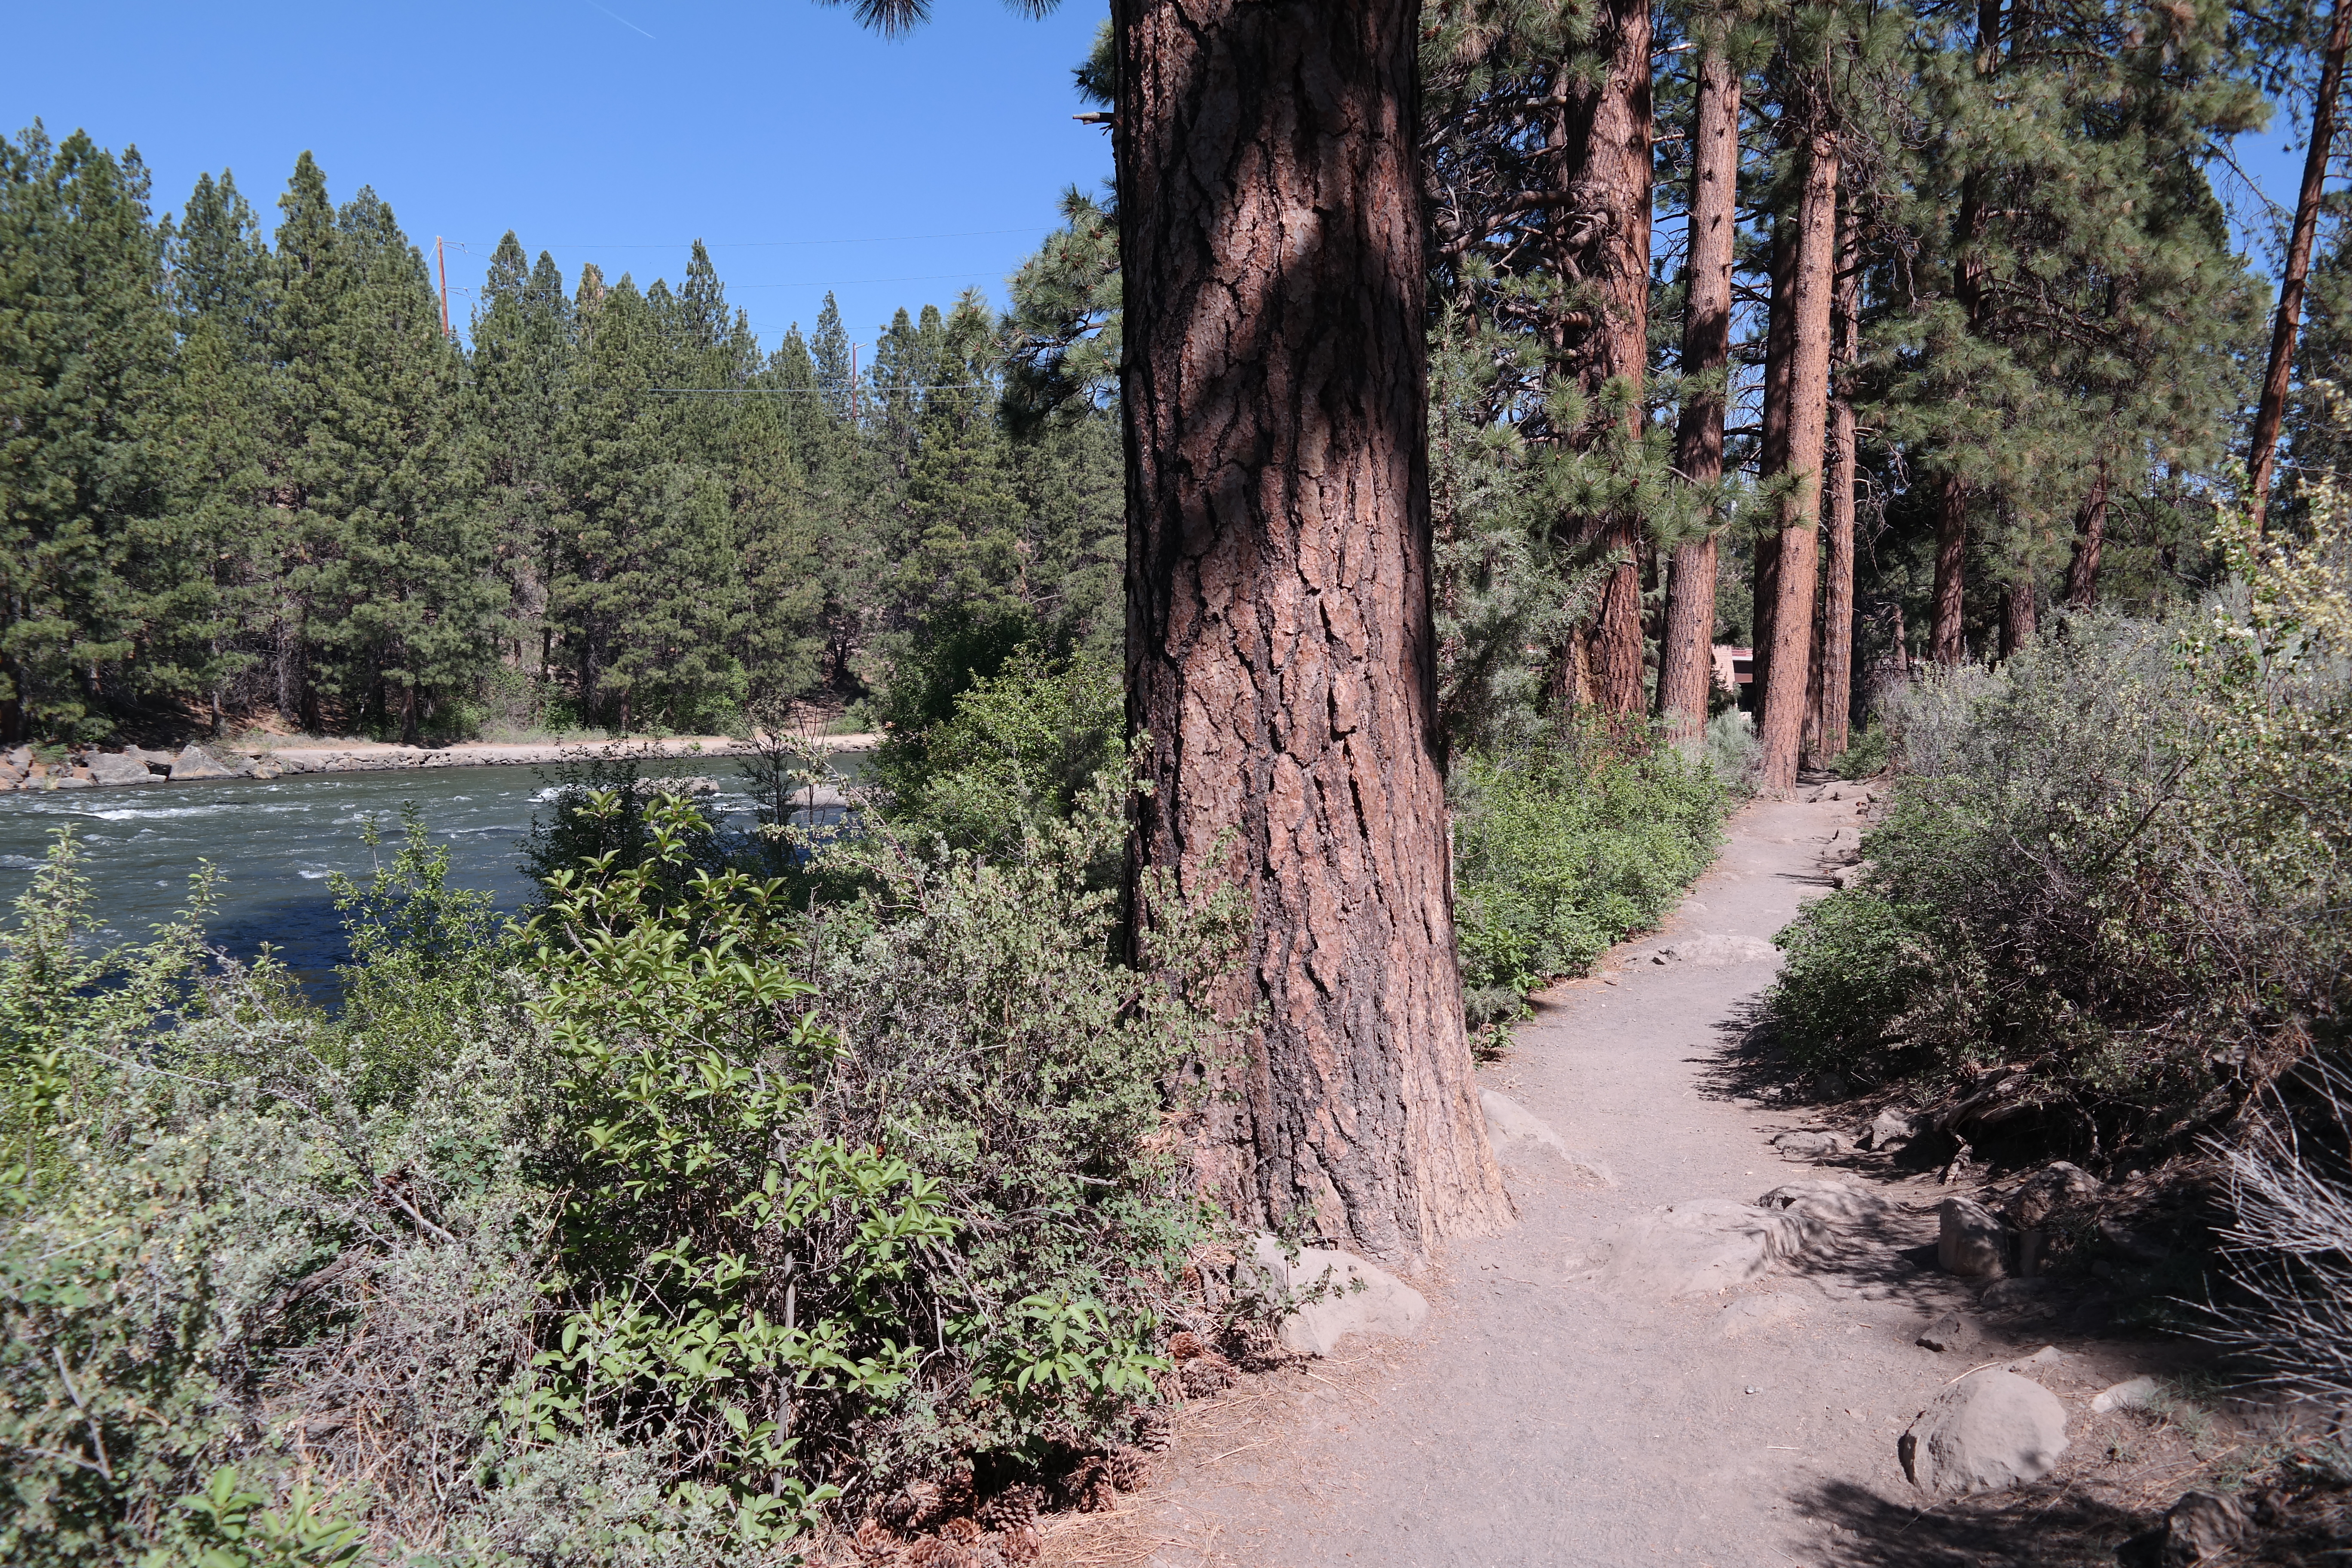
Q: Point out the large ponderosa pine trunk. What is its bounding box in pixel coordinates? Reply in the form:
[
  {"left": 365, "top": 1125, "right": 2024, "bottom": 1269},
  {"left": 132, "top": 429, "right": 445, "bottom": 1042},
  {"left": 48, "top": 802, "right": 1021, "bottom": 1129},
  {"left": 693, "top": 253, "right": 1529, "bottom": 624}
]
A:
[
  {"left": 1565, "top": 0, "right": 1656, "bottom": 717},
  {"left": 1752, "top": 222, "right": 1797, "bottom": 717},
  {"left": 1115, "top": 0, "right": 1511, "bottom": 1265},
  {"left": 2064, "top": 462, "right": 2108, "bottom": 607},
  {"left": 1757, "top": 127, "right": 1840, "bottom": 794},
  {"left": 2248, "top": 0, "right": 2352, "bottom": 535},
  {"left": 1655, "top": 38, "right": 1741, "bottom": 744},
  {"left": 1807, "top": 206, "right": 1860, "bottom": 764}
]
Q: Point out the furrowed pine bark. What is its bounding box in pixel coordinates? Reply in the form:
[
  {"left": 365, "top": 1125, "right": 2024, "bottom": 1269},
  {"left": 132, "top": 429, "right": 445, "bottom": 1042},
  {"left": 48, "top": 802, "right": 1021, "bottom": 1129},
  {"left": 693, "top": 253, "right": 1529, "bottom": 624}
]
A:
[
  {"left": 1115, "top": 0, "right": 1511, "bottom": 1265},
  {"left": 1999, "top": 573, "right": 2036, "bottom": 658},
  {"left": 1751, "top": 220, "right": 1798, "bottom": 718},
  {"left": 1656, "top": 36, "right": 1741, "bottom": 743},
  {"left": 2248, "top": 0, "right": 2352, "bottom": 535},
  {"left": 1757, "top": 128, "right": 1840, "bottom": 795},
  {"left": 2064, "top": 462, "right": 2108, "bottom": 608},
  {"left": 1573, "top": 0, "right": 1655, "bottom": 717},
  {"left": 1931, "top": 473, "right": 1970, "bottom": 663},
  {"left": 1807, "top": 204, "right": 1861, "bottom": 765}
]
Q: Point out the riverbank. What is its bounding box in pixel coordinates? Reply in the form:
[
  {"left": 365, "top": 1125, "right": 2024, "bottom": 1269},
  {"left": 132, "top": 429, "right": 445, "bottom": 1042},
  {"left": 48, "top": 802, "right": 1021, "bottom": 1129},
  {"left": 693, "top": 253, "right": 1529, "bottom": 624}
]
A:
[{"left": 0, "top": 732, "right": 881, "bottom": 791}]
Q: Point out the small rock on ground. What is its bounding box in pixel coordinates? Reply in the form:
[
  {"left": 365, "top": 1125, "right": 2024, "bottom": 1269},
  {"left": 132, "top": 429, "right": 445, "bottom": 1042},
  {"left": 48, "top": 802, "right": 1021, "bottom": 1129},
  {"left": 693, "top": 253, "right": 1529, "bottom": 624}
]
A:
[
  {"left": 1650, "top": 933, "right": 1778, "bottom": 966},
  {"left": 1479, "top": 1089, "right": 1613, "bottom": 1185},
  {"left": 1939, "top": 1196, "right": 2007, "bottom": 1277},
  {"left": 1242, "top": 1235, "right": 1429, "bottom": 1358},
  {"left": 1898, "top": 1370, "right": 2069, "bottom": 1497},
  {"left": 2091, "top": 1375, "right": 2162, "bottom": 1414}
]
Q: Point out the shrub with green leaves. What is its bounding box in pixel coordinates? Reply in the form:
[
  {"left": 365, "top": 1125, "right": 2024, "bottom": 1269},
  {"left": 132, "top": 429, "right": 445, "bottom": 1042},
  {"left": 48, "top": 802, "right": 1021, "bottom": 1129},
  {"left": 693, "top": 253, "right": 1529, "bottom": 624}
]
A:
[
  {"left": 1451, "top": 723, "right": 1731, "bottom": 1024},
  {"left": 0, "top": 768, "right": 1235, "bottom": 1564},
  {"left": 1766, "top": 498, "right": 2351, "bottom": 1156},
  {"left": 865, "top": 642, "right": 1123, "bottom": 865}
]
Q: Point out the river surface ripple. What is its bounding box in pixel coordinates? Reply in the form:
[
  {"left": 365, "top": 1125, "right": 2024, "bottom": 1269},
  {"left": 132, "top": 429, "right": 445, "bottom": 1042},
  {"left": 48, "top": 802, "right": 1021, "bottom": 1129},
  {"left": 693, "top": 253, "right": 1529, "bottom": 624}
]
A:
[{"left": 0, "top": 756, "right": 799, "bottom": 988}]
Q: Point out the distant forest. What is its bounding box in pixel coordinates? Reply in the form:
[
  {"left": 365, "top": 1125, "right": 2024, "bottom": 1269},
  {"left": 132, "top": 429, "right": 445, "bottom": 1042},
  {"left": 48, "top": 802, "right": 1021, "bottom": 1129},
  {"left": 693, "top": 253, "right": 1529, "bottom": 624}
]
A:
[
  {"left": 0, "top": 126, "right": 1121, "bottom": 744},
  {"left": 3, "top": 0, "right": 2346, "bottom": 756}
]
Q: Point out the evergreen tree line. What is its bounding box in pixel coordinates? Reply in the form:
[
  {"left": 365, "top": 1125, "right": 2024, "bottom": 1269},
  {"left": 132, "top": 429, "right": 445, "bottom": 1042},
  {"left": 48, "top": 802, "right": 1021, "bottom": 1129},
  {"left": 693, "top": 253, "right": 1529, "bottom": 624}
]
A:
[
  {"left": 1415, "top": 0, "right": 2322, "bottom": 790},
  {"left": 0, "top": 125, "right": 1121, "bottom": 744}
]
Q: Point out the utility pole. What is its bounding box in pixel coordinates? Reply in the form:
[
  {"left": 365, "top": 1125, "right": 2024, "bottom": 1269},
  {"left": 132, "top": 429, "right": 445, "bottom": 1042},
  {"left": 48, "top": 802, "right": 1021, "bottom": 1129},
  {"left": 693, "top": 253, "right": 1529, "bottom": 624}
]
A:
[{"left": 435, "top": 236, "right": 452, "bottom": 340}]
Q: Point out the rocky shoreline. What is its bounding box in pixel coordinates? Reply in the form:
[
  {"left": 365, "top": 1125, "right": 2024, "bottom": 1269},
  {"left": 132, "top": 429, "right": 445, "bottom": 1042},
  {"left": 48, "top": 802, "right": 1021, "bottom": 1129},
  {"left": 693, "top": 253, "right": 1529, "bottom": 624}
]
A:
[{"left": 0, "top": 734, "right": 878, "bottom": 793}]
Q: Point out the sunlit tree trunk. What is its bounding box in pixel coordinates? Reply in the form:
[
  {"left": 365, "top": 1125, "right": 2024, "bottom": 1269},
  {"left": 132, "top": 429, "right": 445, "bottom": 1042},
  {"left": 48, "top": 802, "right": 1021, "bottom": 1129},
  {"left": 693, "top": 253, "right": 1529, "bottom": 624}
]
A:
[
  {"left": 2249, "top": 0, "right": 2352, "bottom": 535},
  {"left": 1752, "top": 222, "right": 1797, "bottom": 717},
  {"left": 1656, "top": 37, "right": 1741, "bottom": 744},
  {"left": 1575, "top": 0, "right": 1656, "bottom": 717},
  {"left": 1757, "top": 128, "right": 1839, "bottom": 794},
  {"left": 1115, "top": 0, "right": 1510, "bottom": 1265},
  {"left": 2063, "top": 462, "right": 2108, "bottom": 608},
  {"left": 1807, "top": 205, "right": 1860, "bottom": 764}
]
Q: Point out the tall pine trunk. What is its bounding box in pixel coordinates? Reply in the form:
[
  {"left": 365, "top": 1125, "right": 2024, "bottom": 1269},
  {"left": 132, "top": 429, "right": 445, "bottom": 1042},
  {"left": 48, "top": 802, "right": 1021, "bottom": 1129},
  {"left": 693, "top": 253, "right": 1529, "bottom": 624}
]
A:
[
  {"left": 1115, "top": 0, "right": 1510, "bottom": 1265},
  {"left": 2248, "top": 0, "right": 2352, "bottom": 535},
  {"left": 1934, "top": 1, "right": 2001, "bottom": 662},
  {"left": 2064, "top": 462, "right": 2108, "bottom": 607},
  {"left": 1807, "top": 205, "right": 1861, "bottom": 764},
  {"left": 1655, "top": 39, "right": 1741, "bottom": 743},
  {"left": 1574, "top": 0, "right": 1656, "bottom": 717},
  {"left": 1932, "top": 474, "right": 1971, "bottom": 662},
  {"left": 1757, "top": 128, "right": 1840, "bottom": 795},
  {"left": 1999, "top": 574, "right": 2037, "bottom": 658},
  {"left": 1752, "top": 222, "right": 1798, "bottom": 717}
]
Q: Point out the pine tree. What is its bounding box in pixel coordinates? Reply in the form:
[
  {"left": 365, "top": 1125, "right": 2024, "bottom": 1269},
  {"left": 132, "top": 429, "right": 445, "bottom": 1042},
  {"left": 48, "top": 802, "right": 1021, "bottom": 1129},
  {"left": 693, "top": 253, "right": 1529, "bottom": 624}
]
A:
[
  {"left": 165, "top": 168, "right": 275, "bottom": 730},
  {"left": 314, "top": 185, "right": 496, "bottom": 741},
  {"left": 0, "top": 124, "right": 184, "bottom": 740},
  {"left": 468, "top": 236, "right": 575, "bottom": 682}
]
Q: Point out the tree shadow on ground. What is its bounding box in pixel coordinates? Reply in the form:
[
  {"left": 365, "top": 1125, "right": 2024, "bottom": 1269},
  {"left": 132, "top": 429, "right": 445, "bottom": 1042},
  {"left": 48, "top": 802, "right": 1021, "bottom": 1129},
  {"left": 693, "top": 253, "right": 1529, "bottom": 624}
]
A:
[{"left": 1790, "top": 1476, "right": 2147, "bottom": 1568}]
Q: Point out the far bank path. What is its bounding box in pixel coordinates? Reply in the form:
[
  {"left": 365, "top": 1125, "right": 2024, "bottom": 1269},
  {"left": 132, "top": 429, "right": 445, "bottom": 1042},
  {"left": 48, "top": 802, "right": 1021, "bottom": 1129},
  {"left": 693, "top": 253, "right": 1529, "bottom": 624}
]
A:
[{"left": 1084, "top": 791, "right": 2175, "bottom": 1568}]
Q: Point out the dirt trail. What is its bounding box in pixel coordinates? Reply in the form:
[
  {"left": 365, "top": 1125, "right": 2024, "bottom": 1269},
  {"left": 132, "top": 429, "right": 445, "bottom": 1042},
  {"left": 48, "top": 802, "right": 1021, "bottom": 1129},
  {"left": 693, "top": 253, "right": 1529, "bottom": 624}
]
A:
[{"left": 1072, "top": 790, "right": 2218, "bottom": 1568}]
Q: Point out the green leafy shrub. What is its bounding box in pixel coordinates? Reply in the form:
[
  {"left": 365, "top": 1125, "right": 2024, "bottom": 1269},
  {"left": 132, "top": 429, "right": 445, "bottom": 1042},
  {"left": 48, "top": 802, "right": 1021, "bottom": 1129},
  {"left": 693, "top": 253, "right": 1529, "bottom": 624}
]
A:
[
  {"left": 1452, "top": 723, "right": 1730, "bottom": 1024},
  {"left": 865, "top": 642, "right": 1122, "bottom": 864},
  {"left": 1766, "top": 496, "right": 2351, "bottom": 1155},
  {"left": 0, "top": 769, "right": 1237, "bottom": 1563}
]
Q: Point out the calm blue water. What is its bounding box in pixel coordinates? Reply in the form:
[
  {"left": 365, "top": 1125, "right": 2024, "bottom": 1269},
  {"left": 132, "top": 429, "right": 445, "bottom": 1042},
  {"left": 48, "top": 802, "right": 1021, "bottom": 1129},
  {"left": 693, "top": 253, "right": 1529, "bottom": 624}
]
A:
[{"left": 0, "top": 755, "right": 855, "bottom": 988}]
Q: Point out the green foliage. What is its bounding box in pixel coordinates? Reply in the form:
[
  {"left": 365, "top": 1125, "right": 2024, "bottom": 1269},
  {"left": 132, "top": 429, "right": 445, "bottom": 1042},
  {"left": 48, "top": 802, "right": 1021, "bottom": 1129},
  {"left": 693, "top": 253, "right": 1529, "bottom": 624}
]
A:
[
  {"left": 868, "top": 643, "right": 1123, "bottom": 861},
  {"left": 0, "top": 751, "right": 1237, "bottom": 1564},
  {"left": 1765, "top": 530, "right": 2351, "bottom": 1154},
  {"left": 1451, "top": 724, "right": 1731, "bottom": 1024}
]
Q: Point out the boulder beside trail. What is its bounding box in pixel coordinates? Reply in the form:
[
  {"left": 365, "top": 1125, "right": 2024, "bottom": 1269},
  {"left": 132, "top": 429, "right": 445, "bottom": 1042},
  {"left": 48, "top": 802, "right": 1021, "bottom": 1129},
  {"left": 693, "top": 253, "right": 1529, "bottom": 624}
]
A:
[
  {"left": 1241, "top": 1235, "right": 1429, "bottom": 1358},
  {"left": 1939, "top": 1196, "right": 2007, "bottom": 1277},
  {"left": 1898, "top": 1371, "right": 2068, "bottom": 1497},
  {"left": 1604, "top": 1182, "right": 1890, "bottom": 1297}
]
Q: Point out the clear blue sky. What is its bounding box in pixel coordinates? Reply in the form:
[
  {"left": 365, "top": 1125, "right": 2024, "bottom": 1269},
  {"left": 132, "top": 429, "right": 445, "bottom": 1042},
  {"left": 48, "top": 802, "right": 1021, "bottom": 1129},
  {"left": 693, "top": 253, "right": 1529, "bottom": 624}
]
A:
[
  {"left": 0, "top": 3, "right": 2323, "bottom": 351},
  {"left": 2, "top": 0, "right": 1114, "bottom": 354}
]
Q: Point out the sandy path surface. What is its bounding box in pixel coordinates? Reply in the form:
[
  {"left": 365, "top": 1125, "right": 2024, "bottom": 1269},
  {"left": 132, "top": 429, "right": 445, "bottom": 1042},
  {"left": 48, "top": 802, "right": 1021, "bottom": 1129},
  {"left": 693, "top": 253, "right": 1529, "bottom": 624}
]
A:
[{"left": 1071, "top": 790, "right": 2198, "bottom": 1568}]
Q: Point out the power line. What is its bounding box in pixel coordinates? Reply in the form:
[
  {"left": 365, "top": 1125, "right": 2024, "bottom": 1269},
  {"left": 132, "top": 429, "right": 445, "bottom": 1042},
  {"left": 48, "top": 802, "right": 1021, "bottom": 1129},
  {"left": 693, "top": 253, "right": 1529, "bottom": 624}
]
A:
[{"left": 443, "top": 227, "right": 1039, "bottom": 252}]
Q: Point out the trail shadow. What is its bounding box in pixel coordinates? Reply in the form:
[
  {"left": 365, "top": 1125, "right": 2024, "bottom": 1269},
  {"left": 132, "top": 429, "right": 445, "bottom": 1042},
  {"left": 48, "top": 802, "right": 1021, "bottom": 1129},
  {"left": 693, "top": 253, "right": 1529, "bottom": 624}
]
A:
[{"left": 1790, "top": 1476, "right": 2149, "bottom": 1568}]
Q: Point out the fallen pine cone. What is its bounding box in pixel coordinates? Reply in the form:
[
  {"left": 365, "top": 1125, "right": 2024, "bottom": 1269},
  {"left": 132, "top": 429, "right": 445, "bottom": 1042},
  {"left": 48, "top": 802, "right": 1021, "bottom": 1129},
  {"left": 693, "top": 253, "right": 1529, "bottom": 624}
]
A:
[
  {"left": 1135, "top": 1407, "right": 1174, "bottom": 1452},
  {"left": 1166, "top": 1329, "right": 1206, "bottom": 1362},
  {"left": 997, "top": 1525, "right": 1041, "bottom": 1564},
  {"left": 1106, "top": 1445, "right": 1149, "bottom": 1491},
  {"left": 977, "top": 1484, "right": 1041, "bottom": 1535},
  {"left": 1179, "top": 1351, "right": 1235, "bottom": 1397},
  {"left": 854, "top": 1518, "right": 906, "bottom": 1562}
]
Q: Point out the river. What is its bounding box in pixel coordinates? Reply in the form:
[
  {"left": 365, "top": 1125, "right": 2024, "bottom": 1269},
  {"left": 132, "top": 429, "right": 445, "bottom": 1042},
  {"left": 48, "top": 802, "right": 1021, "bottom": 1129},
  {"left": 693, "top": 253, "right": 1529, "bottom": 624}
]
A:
[{"left": 0, "top": 753, "right": 854, "bottom": 992}]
